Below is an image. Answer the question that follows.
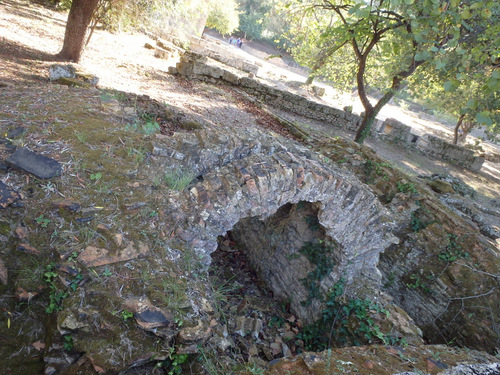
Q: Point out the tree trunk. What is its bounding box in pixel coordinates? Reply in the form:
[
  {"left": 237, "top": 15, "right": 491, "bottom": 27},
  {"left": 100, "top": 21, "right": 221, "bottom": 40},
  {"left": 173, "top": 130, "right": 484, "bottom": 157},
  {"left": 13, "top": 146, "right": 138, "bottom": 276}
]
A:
[
  {"left": 57, "top": 0, "right": 100, "bottom": 62},
  {"left": 453, "top": 114, "right": 466, "bottom": 145},
  {"left": 85, "top": 17, "right": 98, "bottom": 47},
  {"left": 354, "top": 108, "right": 376, "bottom": 143},
  {"left": 353, "top": 51, "right": 375, "bottom": 143}
]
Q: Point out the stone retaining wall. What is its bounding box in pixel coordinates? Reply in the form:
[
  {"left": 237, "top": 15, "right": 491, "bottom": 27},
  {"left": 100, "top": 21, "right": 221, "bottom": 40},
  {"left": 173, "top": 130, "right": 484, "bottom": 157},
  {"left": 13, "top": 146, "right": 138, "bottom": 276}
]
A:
[
  {"left": 374, "top": 118, "right": 485, "bottom": 171},
  {"left": 173, "top": 52, "right": 485, "bottom": 171},
  {"left": 189, "top": 36, "right": 260, "bottom": 74},
  {"left": 173, "top": 53, "right": 363, "bottom": 132},
  {"left": 415, "top": 134, "right": 485, "bottom": 171}
]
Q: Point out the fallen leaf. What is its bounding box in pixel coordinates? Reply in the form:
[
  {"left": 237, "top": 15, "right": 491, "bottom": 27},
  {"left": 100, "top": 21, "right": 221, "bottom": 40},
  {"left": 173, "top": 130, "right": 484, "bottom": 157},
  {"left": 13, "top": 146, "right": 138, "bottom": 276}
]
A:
[
  {"left": 32, "top": 341, "right": 46, "bottom": 351},
  {"left": 15, "top": 226, "right": 29, "bottom": 239},
  {"left": 17, "top": 243, "right": 40, "bottom": 255}
]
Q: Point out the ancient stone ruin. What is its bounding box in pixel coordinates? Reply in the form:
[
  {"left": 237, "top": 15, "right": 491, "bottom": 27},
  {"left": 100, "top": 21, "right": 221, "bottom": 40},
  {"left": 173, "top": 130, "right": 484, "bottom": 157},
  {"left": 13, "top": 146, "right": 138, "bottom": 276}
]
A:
[{"left": 1, "top": 33, "right": 499, "bottom": 375}]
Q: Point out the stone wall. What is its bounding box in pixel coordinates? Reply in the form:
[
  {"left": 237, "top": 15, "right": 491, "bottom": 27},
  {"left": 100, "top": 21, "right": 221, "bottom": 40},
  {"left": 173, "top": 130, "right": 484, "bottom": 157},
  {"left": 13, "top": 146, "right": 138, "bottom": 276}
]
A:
[
  {"left": 415, "top": 134, "right": 485, "bottom": 171},
  {"left": 173, "top": 52, "right": 486, "bottom": 172},
  {"left": 152, "top": 127, "right": 398, "bottom": 323},
  {"left": 374, "top": 118, "right": 485, "bottom": 171},
  {"left": 173, "top": 53, "right": 363, "bottom": 132},
  {"left": 189, "top": 36, "right": 260, "bottom": 74}
]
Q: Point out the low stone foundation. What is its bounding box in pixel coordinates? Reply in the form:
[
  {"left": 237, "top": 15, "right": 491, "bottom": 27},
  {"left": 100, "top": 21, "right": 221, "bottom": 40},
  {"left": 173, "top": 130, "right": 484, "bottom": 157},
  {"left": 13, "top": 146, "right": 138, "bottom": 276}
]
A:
[
  {"left": 416, "top": 134, "right": 485, "bottom": 171},
  {"left": 172, "top": 52, "right": 486, "bottom": 171}
]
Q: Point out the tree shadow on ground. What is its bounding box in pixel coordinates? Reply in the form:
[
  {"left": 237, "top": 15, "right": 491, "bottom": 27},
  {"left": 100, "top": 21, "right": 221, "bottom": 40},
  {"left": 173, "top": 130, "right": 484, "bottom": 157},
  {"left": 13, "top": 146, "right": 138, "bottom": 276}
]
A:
[
  {"left": 2, "top": 0, "right": 67, "bottom": 28},
  {"left": 0, "top": 38, "right": 61, "bottom": 84}
]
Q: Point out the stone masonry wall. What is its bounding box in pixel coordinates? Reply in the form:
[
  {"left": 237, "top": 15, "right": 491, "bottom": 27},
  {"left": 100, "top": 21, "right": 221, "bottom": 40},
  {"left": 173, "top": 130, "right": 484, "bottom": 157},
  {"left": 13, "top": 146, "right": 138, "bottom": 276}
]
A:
[
  {"left": 173, "top": 52, "right": 485, "bottom": 171},
  {"left": 189, "top": 36, "right": 260, "bottom": 74},
  {"left": 151, "top": 126, "right": 398, "bottom": 322},
  {"left": 416, "top": 134, "right": 485, "bottom": 171},
  {"left": 173, "top": 52, "right": 363, "bottom": 133}
]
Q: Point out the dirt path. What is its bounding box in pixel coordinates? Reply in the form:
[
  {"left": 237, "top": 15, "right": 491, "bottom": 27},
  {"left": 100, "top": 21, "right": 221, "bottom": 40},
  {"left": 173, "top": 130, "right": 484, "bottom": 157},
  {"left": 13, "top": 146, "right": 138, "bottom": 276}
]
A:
[{"left": 1, "top": 0, "right": 499, "bottom": 206}]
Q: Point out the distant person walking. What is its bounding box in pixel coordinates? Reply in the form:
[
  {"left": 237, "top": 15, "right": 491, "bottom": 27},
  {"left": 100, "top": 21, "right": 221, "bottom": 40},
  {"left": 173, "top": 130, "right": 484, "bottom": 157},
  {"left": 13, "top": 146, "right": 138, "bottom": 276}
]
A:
[
  {"left": 237, "top": 38, "right": 242, "bottom": 48},
  {"left": 229, "top": 36, "right": 234, "bottom": 45}
]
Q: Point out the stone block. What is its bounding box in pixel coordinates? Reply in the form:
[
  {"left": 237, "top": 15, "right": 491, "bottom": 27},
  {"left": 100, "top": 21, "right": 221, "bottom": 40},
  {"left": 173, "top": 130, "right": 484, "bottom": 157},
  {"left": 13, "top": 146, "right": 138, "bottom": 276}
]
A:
[
  {"left": 241, "top": 61, "right": 259, "bottom": 75},
  {"left": 6, "top": 147, "right": 61, "bottom": 179},
  {"left": 469, "top": 157, "right": 485, "bottom": 171},
  {"left": 176, "top": 61, "right": 193, "bottom": 76},
  {"left": 222, "top": 70, "right": 240, "bottom": 85},
  {"left": 49, "top": 64, "right": 76, "bottom": 81},
  {"left": 154, "top": 47, "right": 170, "bottom": 60},
  {"left": 381, "top": 118, "right": 412, "bottom": 142},
  {"left": 76, "top": 72, "right": 99, "bottom": 86},
  {"left": 313, "top": 85, "right": 325, "bottom": 96}
]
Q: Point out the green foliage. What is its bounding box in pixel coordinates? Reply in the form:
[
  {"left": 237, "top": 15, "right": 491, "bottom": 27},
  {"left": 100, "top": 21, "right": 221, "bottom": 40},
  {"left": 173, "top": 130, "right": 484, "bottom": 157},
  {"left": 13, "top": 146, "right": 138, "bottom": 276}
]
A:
[
  {"left": 298, "top": 240, "right": 336, "bottom": 305},
  {"left": 156, "top": 347, "right": 189, "bottom": 375},
  {"left": 283, "top": 0, "right": 500, "bottom": 143},
  {"left": 43, "top": 262, "right": 84, "bottom": 314},
  {"left": 237, "top": 0, "right": 286, "bottom": 43},
  {"left": 406, "top": 273, "right": 432, "bottom": 294},
  {"left": 55, "top": 0, "right": 72, "bottom": 11},
  {"left": 297, "top": 279, "right": 401, "bottom": 351},
  {"left": 268, "top": 315, "right": 285, "bottom": 328},
  {"left": 63, "top": 335, "right": 74, "bottom": 351},
  {"left": 90, "top": 172, "right": 102, "bottom": 181},
  {"left": 363, "top": 160, "right": 392, "bottom": 183},
  {"left": 397, "top": 181, "right": 418, "bottom": 194},
  {"left": 304, "top": 214, "right": 320, "bottom": 231},
  {"left": 100, "top": 0, "right": 207, "bottom": 37},
  {"left": 128, "top": 146, "right": 147, "bottom": 163},
  {"left": 438, "top": 234, "right": 469, "bottom": 263},
  {"left": 46, "top": 289, "right": 68, "bottom": 314},
  {"left": 409, "top": 202, "right": 433, "bottom": 232},
  {"left": 384, "top": 272, "right": 396, "bottom": 288},
  {"left": 206, "top": 0, "right": 240, "bottom": 35},
  {"left": 123, "top": 309, "right": 134, "bottom": 321},
  {"left": 127, "top": 113, "right": 161, "bottom": 136},
  {"left": 101, "top": 266, "right": 113, "bottom": 277},
  {"left": 163, "top": 168, "right": 196, "bottom": 191},
  {"left": 44, "top": 264, "right": 68, "bottom": 314},
  {"left": 74, "top": 131, "right": 87, "bottom": 144},
  {"left": 35, "top": 214, "right": 51, "bottom": 228},
  {"left": 245, "top": 364, "right": 265, "bottom": 375}
]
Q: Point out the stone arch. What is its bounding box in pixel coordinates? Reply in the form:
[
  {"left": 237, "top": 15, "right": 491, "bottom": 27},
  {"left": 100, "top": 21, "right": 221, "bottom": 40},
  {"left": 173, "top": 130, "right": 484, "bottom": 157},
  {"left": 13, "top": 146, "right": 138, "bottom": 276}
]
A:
[{"left": 170, "top": 149, "right": 397, "bottom": 320}]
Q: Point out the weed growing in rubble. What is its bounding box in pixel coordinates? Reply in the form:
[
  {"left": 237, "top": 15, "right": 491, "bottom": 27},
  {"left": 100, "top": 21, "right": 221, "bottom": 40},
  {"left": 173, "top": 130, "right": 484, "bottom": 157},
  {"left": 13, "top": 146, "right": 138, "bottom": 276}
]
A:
[
  {"left": 438, "top": 234, "right": 469, "bottom": 263},
  {"left": 397, "top": 180, "right": 418, "bottom": 194},
  {"left": 126, "top": 113, "right": 161, "bottom": 135},
  {"left": 163, "top": 168, "right": 196, "bottom": 191},
  {"left": 156, "top": 347, "right": 189, "bottom": 374},
  {"left": 35, "top": 214, "right": 51, "bottom": 228},
  {"left": 297, "top": 278, "right": 404, "bottom": 351}
]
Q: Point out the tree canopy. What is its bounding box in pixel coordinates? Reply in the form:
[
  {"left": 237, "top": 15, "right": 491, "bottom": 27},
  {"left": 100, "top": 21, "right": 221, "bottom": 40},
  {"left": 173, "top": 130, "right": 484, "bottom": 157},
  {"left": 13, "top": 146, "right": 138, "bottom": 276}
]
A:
[
  {"left": 282, "top": 0, "right": 500, "bottom": 143},
  {"left": 206, "top": 0, "right": 240, "bottom": 35}
]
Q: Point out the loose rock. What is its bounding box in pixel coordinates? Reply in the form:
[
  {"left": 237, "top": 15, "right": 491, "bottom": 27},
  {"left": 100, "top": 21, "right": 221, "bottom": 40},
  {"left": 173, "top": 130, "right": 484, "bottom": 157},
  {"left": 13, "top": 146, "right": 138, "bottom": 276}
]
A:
[
  {"left": 49, "top": 64, "right": 76, "bottom": 81},
  {"left": 6, "top": 147, "right": 62, "bottom": 179},
  {"left": 0, "top": 181, "right": 21, "bottom": 208}
]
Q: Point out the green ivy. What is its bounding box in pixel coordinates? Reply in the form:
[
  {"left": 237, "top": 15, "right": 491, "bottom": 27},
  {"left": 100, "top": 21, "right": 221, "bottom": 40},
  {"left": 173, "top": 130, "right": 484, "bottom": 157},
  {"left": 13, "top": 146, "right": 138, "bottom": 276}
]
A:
[
  {"left": 298, "top": 240, "right": 336, "bottom": 306},
  {"left": 297, "top": 279, "right": 401, "bottom": 351},
  {"left": 438, "top": 234, "right": 469, "bottom": 262}
]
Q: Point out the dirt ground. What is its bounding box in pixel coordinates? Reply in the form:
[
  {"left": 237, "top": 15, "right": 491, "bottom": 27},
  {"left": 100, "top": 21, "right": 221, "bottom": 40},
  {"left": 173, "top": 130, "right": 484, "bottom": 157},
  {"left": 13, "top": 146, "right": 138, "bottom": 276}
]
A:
[{"left": 0, "top": 0, "right": 499, "bottom": 205}]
